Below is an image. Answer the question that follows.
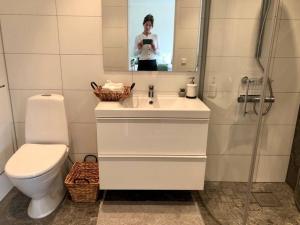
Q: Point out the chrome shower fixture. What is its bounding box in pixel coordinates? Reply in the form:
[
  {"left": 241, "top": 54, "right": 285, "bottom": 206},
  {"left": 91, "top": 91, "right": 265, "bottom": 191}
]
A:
[{"left": 237, "top": 76, "right": 275, "bottom": 116}]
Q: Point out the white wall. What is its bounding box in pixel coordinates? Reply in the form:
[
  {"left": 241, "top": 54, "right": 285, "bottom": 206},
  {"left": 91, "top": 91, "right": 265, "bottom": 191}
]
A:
[
  {"left": 204, "top": 0, "right": 300, "bottom": 182},
  {"left": 128, "top": 0, "right": 175, "bottom": 66},
  {"left": 0, "top": 0, "right": 195, "bottom": 164}
]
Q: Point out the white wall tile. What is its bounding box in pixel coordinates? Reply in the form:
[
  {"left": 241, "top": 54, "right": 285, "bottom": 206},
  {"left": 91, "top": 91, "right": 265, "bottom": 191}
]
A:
[
  {"left": 64, "top": 90, "right": 98, "bottom": 123},
  {"left": 103, "top": 28, "right": 127, "bottom": 48},
  {"left": 207, "top": 19, "right": 258, "bottom": 57},
  {"left": 15, "top": 122, "right": 25, "bottom": 148},
  {"left": 204, "top": 57, "right": 262, "bottom": 92},
  {"left": 207, "top": 124, "right": 257, "bottom": 155},
  {"left": 264, "top": 92, "right": 300, "bottom": 125},
  {"left": 281, "top": 0, "right": 300, "bottom": 19},
  {"left": 70, "top": 123, "right": 97, "bottom": 154},
  {"left": 176, "top": 7, "right": 200, "bottom": 29},
  {"left": 255, "top": 155, "right": 290, "bottom": 182},
  {"left": 177, "top": 0, "right": 201, "bottom": 8},
  {"left": 205, "top": 155, "right": 252, "bottom": 182},
  {"left": 102, "top": 0, "right": 127, "bottom": 7},
  {"left": 102, "top": 6, "right": 126, "bottom": 28},
  {"left": 210, "top": 0, "right": 261, "bottom": 19},
  {"left": 275, "top": 20, "right": 300, "bottom": 57},
  {"left": 58, "top": 16, "right": 102, "bottom": 54},
  {"left": 103, "top": 48, "right": 128, "bottom": 70},
  {"left": 61, "top": 55, "right": 103, "bottom": 90},
  {"left": 0, "top": 0, "right": 56, "bottom": 15},
  {"left": 271, "top": 58, "right": 300, "bottom": 92},
  {"left": 10, "top": 90, "right": 62, "bottom": 123},
  {"left": 175, "top": 29, "right": 199, "bottom": 49},
  {"left": 1, "top": 15, "right": 59, "bottom": 54},
  {"left": 56, "top": 0, "right": 101, "bottom": 16},
  {"left": 6, "top": 54, "right": 62, "bottom": 90},
  {"left": 259, "top": 125, "right": 295, "bottom": 156}
]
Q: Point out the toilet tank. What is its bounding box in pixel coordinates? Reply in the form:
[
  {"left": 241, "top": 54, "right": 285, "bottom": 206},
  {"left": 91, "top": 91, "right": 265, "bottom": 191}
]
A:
[{"left": 25, "top": 94, "right": 69, "bottom": 145}]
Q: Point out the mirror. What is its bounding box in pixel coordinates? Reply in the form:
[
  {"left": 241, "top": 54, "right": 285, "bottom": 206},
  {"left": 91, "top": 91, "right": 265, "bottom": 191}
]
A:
[
  {"left": 256, "top": 0, "right": 277, "bottom": 71},
  {"left": 102, "top": 0, "right": 202, "bottom": 72}
]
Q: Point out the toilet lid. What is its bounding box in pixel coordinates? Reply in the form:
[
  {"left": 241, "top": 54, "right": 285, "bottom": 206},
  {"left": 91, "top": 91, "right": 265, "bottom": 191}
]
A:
[{"left": 5, "top": 144, "right": 67, "bottom": 179}]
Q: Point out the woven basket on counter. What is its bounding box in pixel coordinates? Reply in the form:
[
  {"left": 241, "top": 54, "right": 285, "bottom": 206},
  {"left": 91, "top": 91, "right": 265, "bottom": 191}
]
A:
[
  {"left": 94, "top": 86, "right": 131, "bottom": 101},
  {"left": 65, "top": 155, "right": 99, "bottom": 203},
  {"left": 91, "top": 81, "right": 134, "bottom": 102}
]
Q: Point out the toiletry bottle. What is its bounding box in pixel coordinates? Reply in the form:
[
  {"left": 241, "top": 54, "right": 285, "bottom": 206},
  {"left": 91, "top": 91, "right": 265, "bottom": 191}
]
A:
[
  {"left": 207, "top": 76, "right": 217, "bottom": 98},
  {"left": 186, "top": 77, "right": 197, "bottom": 99}
]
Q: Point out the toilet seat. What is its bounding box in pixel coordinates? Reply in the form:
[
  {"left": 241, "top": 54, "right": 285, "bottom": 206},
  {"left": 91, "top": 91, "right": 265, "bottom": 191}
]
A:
[{"left": 5, "top": 144, "right": 67, "bottom": 179}]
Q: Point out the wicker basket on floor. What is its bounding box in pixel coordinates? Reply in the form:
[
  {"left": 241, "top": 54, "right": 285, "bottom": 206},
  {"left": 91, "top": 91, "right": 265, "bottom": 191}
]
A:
[{"left": 65, "top": 155, "right": 99, "bottom": 203}]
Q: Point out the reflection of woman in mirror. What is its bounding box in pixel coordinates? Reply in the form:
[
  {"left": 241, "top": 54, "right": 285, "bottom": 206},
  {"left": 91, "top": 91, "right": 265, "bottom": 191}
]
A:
[{"left": 134, "top": 14, "right": 159, "bottom": 71}]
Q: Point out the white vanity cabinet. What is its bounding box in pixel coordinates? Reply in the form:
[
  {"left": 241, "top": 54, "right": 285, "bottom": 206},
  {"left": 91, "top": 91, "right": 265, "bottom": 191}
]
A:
[{"left": 95, "top": 95, "right": 210, "bottom": 190}]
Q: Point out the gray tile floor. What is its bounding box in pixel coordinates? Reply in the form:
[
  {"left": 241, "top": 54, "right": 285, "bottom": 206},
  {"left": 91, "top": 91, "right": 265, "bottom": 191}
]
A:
[
  {"left": 1, "top": 182, "right": 300, "bottom": 225},
  {"left": 0, "top": 188, "right": 99, "bottom": 225},
  {"left": 200, "top": 182, "right": 300, "bottom": 225}
]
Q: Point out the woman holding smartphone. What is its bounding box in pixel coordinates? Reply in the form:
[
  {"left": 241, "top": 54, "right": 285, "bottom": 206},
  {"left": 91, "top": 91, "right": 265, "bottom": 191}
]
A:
[{"left": 134, "top": 14, "right": 159, "bottom": 71}]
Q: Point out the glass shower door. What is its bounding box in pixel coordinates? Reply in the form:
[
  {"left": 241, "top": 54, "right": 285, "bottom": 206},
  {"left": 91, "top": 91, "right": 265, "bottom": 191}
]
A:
[
  {"left": 0, "top": 22, "right": 15, "bottom": 200},
  {"left": 199, "top": 0, "right": 281, "bottom": 224},
  {"left": 247, "top": 0, "right": 300, "bottom": 224}
]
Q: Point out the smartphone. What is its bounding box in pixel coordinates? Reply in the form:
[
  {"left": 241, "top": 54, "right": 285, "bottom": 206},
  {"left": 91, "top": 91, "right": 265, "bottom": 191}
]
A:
[{"left": 143, "top": 39, "right": 153, "bottom": 45}]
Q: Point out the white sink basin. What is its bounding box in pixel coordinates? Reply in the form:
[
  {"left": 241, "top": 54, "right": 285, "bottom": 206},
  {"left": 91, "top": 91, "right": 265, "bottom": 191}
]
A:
[{"left": 95, "top": 95, "right": 210, "bottom": 119}]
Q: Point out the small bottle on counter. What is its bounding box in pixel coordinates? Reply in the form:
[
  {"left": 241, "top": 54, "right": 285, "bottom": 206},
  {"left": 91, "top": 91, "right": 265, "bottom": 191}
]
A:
[{"left": 178, "top": 88, "right": 186, "bottom": 97}]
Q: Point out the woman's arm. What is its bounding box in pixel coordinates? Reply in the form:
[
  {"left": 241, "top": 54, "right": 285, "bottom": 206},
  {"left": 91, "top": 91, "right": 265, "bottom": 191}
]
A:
[
  {"left": 134, "top": 36, "right": 142, "bottom": 56},
  {"left": 151, "top": 35, "right": 159, "bottom": 55}
]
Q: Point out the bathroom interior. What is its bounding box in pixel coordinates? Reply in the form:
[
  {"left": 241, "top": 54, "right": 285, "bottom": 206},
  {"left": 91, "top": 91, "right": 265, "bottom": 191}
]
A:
[{"left": 1, "top": 0, "right": 300, "bottom": 224}]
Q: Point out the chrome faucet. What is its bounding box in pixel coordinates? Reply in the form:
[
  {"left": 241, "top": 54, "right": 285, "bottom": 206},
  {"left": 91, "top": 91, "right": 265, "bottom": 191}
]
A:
[{"left": 148, "top": 85, "right": 154, "bottom": 98}]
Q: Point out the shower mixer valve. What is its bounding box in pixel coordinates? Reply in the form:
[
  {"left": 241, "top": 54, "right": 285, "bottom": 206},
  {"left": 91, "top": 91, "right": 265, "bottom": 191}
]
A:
[{"left": 237, "top": 76, "right": 275, "bottom": 116}]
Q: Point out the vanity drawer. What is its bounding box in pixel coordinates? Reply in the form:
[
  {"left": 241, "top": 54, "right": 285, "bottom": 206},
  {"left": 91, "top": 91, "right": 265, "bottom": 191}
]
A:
[
  {"left": 97, "top": 118, "right": 209, "bottom": 156},
  {"left": 99, "top": 155, "right": 206, "bottom": 190}
]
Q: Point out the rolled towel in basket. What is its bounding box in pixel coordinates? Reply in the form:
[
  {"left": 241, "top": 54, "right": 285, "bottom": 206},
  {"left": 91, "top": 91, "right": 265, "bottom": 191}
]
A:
[{"left": 102, "top": 80, "right": 124, "bottom": 92}]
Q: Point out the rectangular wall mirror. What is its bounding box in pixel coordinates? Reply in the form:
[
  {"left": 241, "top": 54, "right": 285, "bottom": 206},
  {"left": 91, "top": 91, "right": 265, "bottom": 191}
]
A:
[{"left": 102, "top": 0, "right": 202, "bottom": 72}]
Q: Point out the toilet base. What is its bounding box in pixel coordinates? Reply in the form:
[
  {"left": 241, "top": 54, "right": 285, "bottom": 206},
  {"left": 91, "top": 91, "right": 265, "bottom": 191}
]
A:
[
  {"left": 28, "top": 187, "right": 66, "bottom": 219},
  {"left": 27, "top": 172, "right": 66, "bottom": 219}
]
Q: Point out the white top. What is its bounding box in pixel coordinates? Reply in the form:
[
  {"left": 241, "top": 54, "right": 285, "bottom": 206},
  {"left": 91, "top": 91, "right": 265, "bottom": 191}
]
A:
[
  {"left": 134, "top": 33, "right": 159, "bottom": 60},
  {"left": 5, "top": 144, "right": 68, "bottom": 179}
]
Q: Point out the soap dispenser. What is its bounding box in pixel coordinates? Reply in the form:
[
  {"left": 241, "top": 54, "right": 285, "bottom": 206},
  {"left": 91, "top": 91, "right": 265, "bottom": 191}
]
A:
[
  {"left": 186, "top": 77, "right": 197, "bottom": 99},
  {"left": 207, "top": 76, "right": 217, "bottom": 98}
]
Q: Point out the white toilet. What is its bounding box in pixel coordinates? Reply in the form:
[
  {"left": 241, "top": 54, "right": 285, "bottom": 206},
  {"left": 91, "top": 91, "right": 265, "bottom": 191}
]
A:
[{"left": 5, "top": 94, "right": 69, "bottom": 219}]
